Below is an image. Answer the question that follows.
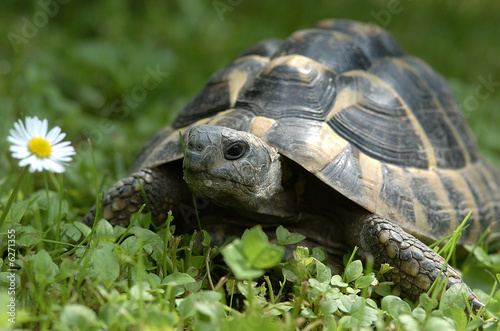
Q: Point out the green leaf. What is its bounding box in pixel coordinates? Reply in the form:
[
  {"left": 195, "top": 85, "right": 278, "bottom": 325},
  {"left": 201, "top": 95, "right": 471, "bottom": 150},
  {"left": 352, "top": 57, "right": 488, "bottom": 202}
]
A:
[
  {"left": 471, "top": 246, "right": 492, "bottom": 266},
  {"left": 320, "top": 300, "right": 338, "bottom": 315},
  {"left": 276, "top": 225, "right": 306, "bottom": 245},
  {"left": 237, "top": 281, "right": 260, "bottom": 299},
  {"left": 449, "top": 306, "right": 467, "bottom": 331},
  {"left": 17, "top": 226, "right": 42, "bottom": 246},
  {"left": 388, "top": 299, "right": 411, "bottom": 319},
  {"left": 301, "top": 307, "right": 317, "bottom": 318},
  {"left": 94, "top": 220, "right": 116, "bottom": 241},
  {"left": 397, "top": 314, "right": 420, "bottom": 331},
  {"left": 381, "top": 295, "right": 410, "bottom": 318},
  {"left": 338, "top": 296, "right": 353, "bottom": 313},
  {"left": 351, "top": 298, "right": 379, "bottom": 327},
  {"left": 311, "top": 247, "right": 328, "bottom": 263},
  {"left": 325, "top": 314, "right": 338, "bottom": 331},
  {"left": 9, "top": 200, "right": 30, "bottom": 222},
  {"left": 0, "top": 221, "right": 22, "bottom": 235},
  {"left": 419, "top": 293, "right": 438, "bottom": 310},
  {"left": 241, "top": 226, "right": 284, "bottom": 269},
  {"left": 242, "top": 226, "right": 269, "bottom": 257},
  {"left": 221, "top": 239, "right": 264, "bottom": 280},
  {"left": 344, "top": 260, "right": 363, "bottom": 283},
  {"left": 130, "top": 281, "right": 154, "bottom": 301},
  {"left": 338, "top": 315, "right": 355, "bottom": 329},
  {"left": 411, "top": 307, "right": 427, "bottom": 322},
  {"left": 441, "top": 283, "right": 468, "bottom": 311},
  {"left": 378, "top": 263, "right": 393, "bottom": 275},
  {"left": 162, "top": 272, "right": 196, "bottom": 286},
  {"left": 315, "top": 260, "right": 331, "bottom": 284},
  {"left": 61, "top": 223, "right": 82, "bottom": 242},
  {"left": 486, "top": 291, "right": 500, "bottom": 319},
  {"left": 120, "top": 236, "right": 141, "bottom": 255},
  {"left": 465, "top": 315, "right": 485, "bottom": 331},
  {"left": 221, "top": 310, "right": 281, "bottom": 331},
  {"left": 34, "top": 249, "right": 58, "bottom": 286},
  {"left": 355, "top": 274, "right": 377, "bottom": 289},
  {"left": 177, "top": 291, "right": 222, "bottom": 319},
  {"left": 309, "top": 278, "right": 328, "bottom": 292},
  {"left": 92, "top": 247, "right": 119, "bottom": 282},
  {"left": 331, "top": 275, "right": 348, "bottom": 287},
  {"left": 73, "top": 221, "right": 91, "bottom": 238},
  {"left": 251, "top": 245, "right": 284, "bottom": 269},
  {"left": 374, "top": 283, "right": 392, "bottom": 296},
  {"left": 60, "top": 304, "right": 99, "bottom": 330},
  {"left": 0, "top": 272, "right": 20, "bottom": 288},
  {"left": 193, "top": 300, "right": 224, "bottom": 321},
  {"left": 294, "top": 246, "right": 310, "bottom": 260},
  {"left": 132, "top": 227, "right": 160, "bottom": 244},
  {"left": 282, "top": 266, "right": 300, "bottom": 282},
  {"left": 425, "top": 316, "right": 454, "bottom": 329},
  {"left": 201, "top": 229, "right": 211, "bottom": 247},
  {"left": 55, "top": 258, "right": 80, "bottom": 281}
]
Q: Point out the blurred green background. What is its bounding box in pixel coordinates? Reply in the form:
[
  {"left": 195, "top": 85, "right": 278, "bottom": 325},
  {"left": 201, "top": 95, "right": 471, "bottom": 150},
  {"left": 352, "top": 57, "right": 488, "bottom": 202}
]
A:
[{"left": 1, "top": 0, "right": 499, "bottom": 209}]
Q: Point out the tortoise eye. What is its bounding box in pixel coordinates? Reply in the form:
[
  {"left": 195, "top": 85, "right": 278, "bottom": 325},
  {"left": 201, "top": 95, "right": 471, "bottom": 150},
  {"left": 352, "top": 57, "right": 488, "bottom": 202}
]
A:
[{"left": 224, "top": 142, "right": 247, "bottom": 160}]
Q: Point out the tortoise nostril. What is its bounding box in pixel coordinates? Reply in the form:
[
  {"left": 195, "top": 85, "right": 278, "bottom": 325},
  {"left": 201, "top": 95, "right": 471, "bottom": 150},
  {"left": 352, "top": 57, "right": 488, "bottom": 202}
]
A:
[{"left": 187, "top": 140, "right": 204, "bottom": 152}]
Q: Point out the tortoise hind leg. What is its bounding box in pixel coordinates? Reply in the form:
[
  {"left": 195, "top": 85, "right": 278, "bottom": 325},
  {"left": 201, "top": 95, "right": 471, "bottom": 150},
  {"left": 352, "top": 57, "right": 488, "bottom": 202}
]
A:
[
  {"left": 83, "top": 162, "right": 192, "bottom": 228},
  {"left": 356, "top": 214, "right": 483, "bottom": 309}
]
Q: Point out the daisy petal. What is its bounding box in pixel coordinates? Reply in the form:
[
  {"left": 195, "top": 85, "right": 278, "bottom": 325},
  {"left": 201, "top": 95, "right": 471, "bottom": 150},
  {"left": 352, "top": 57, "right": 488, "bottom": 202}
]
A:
[
  {"left": 46, "top": 126, "right": 62, "bottom": 143},
  {"left": 44, "top": 159, "right": 65, "bottom": 173},
  {"left": 53, "top": 145, "right": 76, "bottom": 156},
  {"left": 10, "top": 146, "right": 31, "bottom": 159},
  {"left": 19, "top": 155, "right": 39, "bottom": 172},
  {"left": 39, "top": 118, "right": 48, "bottom": 138},
  {"left": 7, "top": 132, "right": 26, "bottom": 146},
  {"left": 9, "top": 145, "right": 28, "bottom": 153},
  {"left": 26, "top": 117, "right": 37, "bottom": 137},
  {"left": 12, "top": 121, "right": 30, "bottom": 142}
]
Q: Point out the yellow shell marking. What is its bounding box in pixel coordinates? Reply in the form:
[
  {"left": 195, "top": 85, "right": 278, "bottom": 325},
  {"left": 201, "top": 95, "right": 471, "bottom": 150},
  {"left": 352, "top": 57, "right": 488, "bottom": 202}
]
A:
[
  {"left": 250, "top": 116, "right": 276, "bottom": 138},
  {"left": 228, "top": 69, "right": 248, "bottom": 107}
]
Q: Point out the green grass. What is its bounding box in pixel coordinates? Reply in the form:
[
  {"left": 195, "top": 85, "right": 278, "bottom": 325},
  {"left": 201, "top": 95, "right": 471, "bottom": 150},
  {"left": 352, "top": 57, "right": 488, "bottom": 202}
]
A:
[{"left": 1, "top": 0, "right": 500, "bottom": 329}]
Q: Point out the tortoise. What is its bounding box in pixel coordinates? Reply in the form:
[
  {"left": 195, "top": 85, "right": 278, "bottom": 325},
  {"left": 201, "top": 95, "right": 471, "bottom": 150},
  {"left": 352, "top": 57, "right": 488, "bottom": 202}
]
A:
[{"left": 84, "top": 19, "right": 500, "bottom": 307}]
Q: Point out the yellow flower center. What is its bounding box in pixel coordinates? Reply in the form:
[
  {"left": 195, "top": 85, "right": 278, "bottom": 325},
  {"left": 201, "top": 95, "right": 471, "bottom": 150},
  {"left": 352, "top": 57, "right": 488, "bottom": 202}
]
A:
[{"left": 28, "top": 137, "right": 52, "bottom": 158}]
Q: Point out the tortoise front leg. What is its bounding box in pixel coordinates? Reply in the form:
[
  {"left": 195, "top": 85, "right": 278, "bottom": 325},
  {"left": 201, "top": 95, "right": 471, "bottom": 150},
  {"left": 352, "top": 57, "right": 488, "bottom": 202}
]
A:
[
  {"left": 83, "top": 163, "right": 192, "bottom": 228},
  {"left": 356, "top": 215, "right": 483, "bottom": 309}
]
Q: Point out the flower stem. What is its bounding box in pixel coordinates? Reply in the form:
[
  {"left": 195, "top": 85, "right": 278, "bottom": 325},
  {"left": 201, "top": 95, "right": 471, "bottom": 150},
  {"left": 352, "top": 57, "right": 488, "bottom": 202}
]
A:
[
  {"left": 0, "top": 167, "right": 29, "bottom": 228},
  {"left": 56, "top": 173, "right": 64, "bottom": 241},
  {"left": 43, "top": 171, "right": 51, "bottom": 219}
]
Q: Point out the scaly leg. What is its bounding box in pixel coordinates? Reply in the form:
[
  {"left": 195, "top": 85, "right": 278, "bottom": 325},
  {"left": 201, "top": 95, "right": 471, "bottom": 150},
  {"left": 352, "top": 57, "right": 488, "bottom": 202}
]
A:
[
  {"left": 357, "top": 215, "right": 482, "bottom": 309},
  {"left": 83, "top": 163, "right": 191, "bottom": 228}
]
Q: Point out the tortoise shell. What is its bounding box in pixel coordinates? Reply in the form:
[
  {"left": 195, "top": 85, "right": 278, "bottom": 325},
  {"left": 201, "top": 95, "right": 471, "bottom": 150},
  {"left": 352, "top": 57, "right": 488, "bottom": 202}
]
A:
[{"left": 132, "top": 19, "right": 500, "bottom": 244}]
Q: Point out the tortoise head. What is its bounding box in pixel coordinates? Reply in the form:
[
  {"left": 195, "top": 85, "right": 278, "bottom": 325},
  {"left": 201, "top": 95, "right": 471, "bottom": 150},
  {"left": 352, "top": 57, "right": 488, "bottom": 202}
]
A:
[{"left": 183, "top": 125, "right": 296, "bottom": 219}]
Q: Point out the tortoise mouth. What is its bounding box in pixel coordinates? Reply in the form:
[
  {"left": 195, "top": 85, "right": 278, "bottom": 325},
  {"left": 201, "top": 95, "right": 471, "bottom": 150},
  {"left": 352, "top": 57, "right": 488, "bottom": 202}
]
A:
[
  {"left": 183, "top": 168, "right": 263, "bottom": 213},
  {"left": 183, "top": 167, "right": 258, "bottom": 194}
]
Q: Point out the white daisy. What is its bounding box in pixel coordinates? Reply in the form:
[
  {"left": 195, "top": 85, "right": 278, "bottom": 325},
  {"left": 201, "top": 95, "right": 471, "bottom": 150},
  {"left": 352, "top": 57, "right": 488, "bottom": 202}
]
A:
[{"left": 7, "top": 116, "right": 76, "bottom": 173}]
